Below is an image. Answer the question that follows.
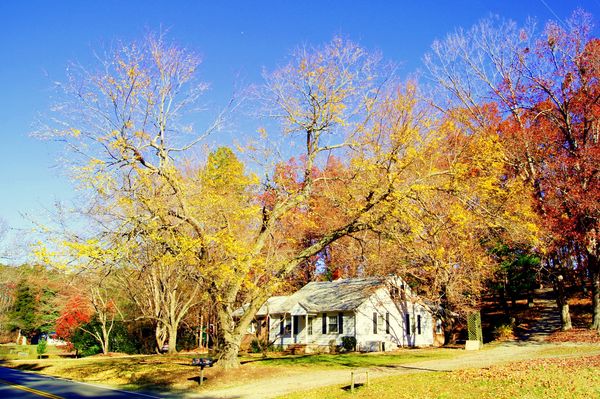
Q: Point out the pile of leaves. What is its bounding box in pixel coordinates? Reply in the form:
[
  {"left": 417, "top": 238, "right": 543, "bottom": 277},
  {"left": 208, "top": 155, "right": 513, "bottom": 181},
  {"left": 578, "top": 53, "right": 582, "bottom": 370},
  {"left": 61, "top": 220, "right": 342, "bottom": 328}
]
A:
[
  {"left": 547, "top": 328, "right": 600, "bottom": 343},
  {"left": 453, "top": 355, "right": 600, "bottom": 382},
  {"left": 450, "top": 355, "right": 600, "bottom": 398}
]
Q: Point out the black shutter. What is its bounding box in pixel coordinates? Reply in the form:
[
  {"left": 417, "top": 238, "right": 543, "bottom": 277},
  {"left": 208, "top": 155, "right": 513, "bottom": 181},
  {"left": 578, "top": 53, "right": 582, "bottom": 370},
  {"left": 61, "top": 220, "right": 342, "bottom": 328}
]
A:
[
  {"left": 386, "top": 312, "right": 390, "bottom": 334},
  {"left": 406, "top": 314, "right": 411, "bottom": 336},
  {"left": 373, "top": 312, "right": 378, "bottom": 334},
  {"left": 417, "top": 315, "right": 422, "bottom": 335},
  {"left": 280, "top": 316, "right": 284, "bottom": 335},
  {"left": 322, "top": 313, "right": 327, "bottom": 334},
  {"left": 338, "top": 313, "right": 343, "bottom": 334},
  {"left": 293, "top": 316, "right": 299, "bottom": 334}
]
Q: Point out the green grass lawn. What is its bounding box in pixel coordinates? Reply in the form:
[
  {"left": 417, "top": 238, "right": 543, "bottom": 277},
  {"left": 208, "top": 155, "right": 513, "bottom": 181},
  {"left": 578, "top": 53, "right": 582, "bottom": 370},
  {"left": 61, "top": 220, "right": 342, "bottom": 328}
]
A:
[
  {"left": 0, "top": 344, "right": 65, "bottom": 360},
  {"left": 242, "top": 348, "right": 459, "bottom": 368},
  {"left": 279, "top": 352, "right": 600, "bottom": 399}
]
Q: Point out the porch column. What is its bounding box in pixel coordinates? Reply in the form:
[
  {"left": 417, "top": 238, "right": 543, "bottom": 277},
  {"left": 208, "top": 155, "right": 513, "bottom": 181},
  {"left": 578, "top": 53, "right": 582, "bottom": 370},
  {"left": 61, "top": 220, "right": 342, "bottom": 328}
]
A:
[
  {"left": 291, "top": 315, "right": 295, "bottom": 343},
  {"left": 305, "top": 314, "right": 309, "bottom": 344}
]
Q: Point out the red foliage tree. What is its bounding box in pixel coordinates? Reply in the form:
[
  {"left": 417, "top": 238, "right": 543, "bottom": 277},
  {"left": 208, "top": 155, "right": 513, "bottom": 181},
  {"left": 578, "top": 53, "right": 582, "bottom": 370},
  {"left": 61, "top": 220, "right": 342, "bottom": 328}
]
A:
[
  {"left": 55, "top": 294, "right": 92, "bottom": 344},
  {"left": 500, "top": 14, "right": 600, "bottom": 329}
]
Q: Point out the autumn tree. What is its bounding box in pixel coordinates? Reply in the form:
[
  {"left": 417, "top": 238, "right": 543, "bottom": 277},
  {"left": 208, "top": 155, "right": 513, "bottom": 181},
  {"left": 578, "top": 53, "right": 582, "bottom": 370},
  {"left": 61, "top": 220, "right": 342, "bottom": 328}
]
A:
[
  {"left": 425, "top": 10, "right": 600, "bottom": 330},
  {"left": 55, "top": 293, "right": 92, "bottom": 346},
  {"left": 39, "top": 30, "right": 548, "bottom": 368},
  {"left": 40, "top": 34, "right": 423, "bottom": 367}
]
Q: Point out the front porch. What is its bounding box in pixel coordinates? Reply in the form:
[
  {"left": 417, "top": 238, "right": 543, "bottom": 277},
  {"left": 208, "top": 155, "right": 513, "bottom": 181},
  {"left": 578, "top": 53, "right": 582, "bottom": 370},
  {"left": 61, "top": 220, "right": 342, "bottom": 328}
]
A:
[{"left": 275, "top": 303, "right": 318, "bottom": 347}]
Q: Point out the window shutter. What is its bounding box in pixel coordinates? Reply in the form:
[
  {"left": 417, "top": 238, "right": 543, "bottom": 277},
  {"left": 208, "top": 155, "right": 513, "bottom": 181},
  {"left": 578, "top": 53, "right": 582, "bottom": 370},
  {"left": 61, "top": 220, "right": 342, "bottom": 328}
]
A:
[
  {"left": 322, "top": 313, "right": 327, "bottom": 334},
  {"left": 386, "top": 312, "right": 390, "bottom": 334},
  {"left": 338, "top": 313, "right": 343, "bottom": 334},
  {"left": 417, "top": 315, "right": 422, "bottom": 335},
  {"left": 280, "top": 316, "right": 284, "bottom": 335},
  {"left": 373, "top": 312, "right": 378, "bottom": 334},
  {"left": 405, "top": 314, "right": 411, "bottom": 336}
]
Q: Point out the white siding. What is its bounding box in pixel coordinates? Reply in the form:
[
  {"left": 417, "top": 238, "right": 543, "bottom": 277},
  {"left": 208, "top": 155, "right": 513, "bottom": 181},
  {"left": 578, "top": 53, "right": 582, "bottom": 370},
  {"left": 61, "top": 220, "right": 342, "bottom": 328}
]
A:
[{"left": 355, "top": 288, "right": 434, "bottom": 350}]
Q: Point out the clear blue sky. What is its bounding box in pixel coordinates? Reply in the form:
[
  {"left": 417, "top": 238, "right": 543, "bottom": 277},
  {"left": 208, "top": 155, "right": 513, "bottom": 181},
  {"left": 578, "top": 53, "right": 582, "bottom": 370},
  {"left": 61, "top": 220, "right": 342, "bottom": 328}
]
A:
[{"left": 0, "top": 1, "right": 598, "bottom": 244}]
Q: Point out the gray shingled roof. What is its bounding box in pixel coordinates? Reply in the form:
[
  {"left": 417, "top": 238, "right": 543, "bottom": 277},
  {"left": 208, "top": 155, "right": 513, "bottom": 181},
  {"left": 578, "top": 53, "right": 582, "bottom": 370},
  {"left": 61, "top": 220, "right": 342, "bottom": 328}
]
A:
[{"left": 255, "top": 277, "right": 387, "bottom": 315}]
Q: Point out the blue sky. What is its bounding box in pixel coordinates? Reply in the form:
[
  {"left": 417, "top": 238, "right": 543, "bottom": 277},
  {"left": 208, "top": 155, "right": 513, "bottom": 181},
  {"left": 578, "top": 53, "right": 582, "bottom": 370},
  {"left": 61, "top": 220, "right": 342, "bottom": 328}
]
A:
[{"left": 0, "top": 0, "right": 599, "bottom": 248}]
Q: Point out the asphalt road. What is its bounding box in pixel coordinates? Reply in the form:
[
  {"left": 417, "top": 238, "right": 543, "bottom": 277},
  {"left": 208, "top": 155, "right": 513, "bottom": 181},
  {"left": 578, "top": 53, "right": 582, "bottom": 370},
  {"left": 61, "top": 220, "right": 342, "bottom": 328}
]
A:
[{"left": 0, "top": 366, "right": 170, "bottom": 398}]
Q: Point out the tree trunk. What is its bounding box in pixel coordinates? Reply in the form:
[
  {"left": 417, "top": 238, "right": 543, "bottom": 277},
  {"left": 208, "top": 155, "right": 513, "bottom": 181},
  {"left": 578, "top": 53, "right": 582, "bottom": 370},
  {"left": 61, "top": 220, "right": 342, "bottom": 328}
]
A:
[
  {"left": 101, "top": 325, "right": 110, "bottom": 354},
  {"left": 555, "top": 275, "right": 572, "bottom": 331},
  {"left": 527, "top": 290, "right": 534, "bottom": 308},
  {"left": 215, "top": 300, "right": 245, "bottom": 369},
  {"left": 217, "top": 331, "right": 243, "bottom": 369},
  {"left": 499, "top": 280, "right": 509, "bottom": 317},
  {"left": 167, "top": 324, "right": 178, "bottom": 354},
  {"left": 155, "top": 323, "right": 167, "bottom": 353},
  {"left": 589, "top": 252, "right": 600, "bottom": 331}
]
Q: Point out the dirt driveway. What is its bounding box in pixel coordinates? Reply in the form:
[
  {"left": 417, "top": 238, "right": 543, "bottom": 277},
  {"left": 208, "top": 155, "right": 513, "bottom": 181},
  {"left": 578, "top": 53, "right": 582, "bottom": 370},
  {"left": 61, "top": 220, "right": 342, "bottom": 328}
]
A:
[{"left": 187, "top": 341, "right": 596, "bottom": 399}]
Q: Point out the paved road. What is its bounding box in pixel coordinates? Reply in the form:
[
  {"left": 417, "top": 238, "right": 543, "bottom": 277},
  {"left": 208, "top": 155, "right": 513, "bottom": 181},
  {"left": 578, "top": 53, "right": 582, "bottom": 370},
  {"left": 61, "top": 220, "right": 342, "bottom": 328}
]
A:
[{"left": 0, "top": 367, "right": 170, "bottom": 398}]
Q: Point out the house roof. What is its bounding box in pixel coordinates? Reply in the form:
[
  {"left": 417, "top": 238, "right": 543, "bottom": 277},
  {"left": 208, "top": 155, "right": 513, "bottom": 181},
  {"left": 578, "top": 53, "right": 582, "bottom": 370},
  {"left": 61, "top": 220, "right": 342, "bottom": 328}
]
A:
[{"left": 255, "top": 277, "right": 388, "bottom": 316}]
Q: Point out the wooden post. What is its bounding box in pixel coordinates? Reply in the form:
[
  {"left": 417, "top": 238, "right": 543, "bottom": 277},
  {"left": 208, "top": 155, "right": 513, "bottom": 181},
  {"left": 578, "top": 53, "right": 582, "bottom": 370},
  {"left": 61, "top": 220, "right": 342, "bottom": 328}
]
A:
[
  {"left": 366, "top": 371, "right": 369, "bottom": 387},
  {"left": 199, "top": 367, "right": 204, "bottom": 386},
  {"left": 350, "top": 371, "right": 354, "bottom": 393}
]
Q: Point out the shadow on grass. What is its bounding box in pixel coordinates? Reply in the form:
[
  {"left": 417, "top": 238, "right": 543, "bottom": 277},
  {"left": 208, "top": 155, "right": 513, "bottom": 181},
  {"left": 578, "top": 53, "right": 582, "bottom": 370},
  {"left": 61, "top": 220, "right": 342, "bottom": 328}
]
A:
[
  {"left": 379, "top": 364, "right": 452, "bottom": 372},
  {"left": 13, "top": 363, "right": 50, "bottom": 372},
  {"left": 187, "top": 375, "right": 209, "bottom": 384},
  {"left": 341, "top": 383, "right": 366, "bottom": 391}
]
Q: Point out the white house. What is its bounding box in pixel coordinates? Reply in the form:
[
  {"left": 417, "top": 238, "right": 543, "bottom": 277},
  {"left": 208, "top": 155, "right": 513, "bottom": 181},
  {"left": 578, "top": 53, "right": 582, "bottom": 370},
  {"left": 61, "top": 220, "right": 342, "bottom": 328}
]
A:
[{"left": 243, "top": 277, "right": 443, "bottom": 352}]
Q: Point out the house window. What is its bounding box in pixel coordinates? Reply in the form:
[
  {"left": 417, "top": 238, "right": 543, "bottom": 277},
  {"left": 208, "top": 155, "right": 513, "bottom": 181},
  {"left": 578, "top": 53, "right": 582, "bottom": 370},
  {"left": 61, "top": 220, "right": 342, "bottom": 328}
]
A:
[
  {"left": 417, "top": 315, "right": 422, "bottom": 335},
  {"left": 405, "top": 314, "right": 411, "bottom": 336},
  {"left": 436, "top": 319, "right": 443, "bottom": 334},
  {"left": 308, "top": 317, "right": 313, "bottom": 335},
  {"left": 373, "top": 312, "right": 378, "bottom": 334},
  {"left": 328, "top": 315, "right": 338, "bottom": 333}
]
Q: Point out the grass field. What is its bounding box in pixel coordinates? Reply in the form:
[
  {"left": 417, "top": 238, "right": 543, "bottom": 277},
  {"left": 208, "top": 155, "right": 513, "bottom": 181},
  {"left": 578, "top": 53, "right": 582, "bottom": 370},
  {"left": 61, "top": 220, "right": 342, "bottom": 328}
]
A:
[
  {"left": 3, "top": 344, "right": 598, "bottom": 397},
  {"left": 0, "top": 344, "right": 65, "bottom": 360},
  {"left": 242, "top": 347, "right": 459, "bottom": 368},
  {"left": 280, "top": 351, "right": 600, "bottom": 399},
  {"left": 0, "top": 348, "right": 461, "bottom": 392}
]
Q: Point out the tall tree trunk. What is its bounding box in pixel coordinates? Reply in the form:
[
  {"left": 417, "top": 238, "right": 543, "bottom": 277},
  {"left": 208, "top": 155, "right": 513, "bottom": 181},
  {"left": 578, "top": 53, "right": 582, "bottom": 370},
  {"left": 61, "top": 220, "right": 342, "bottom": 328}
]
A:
[
  {"left": 101, "top": 324, "right": 110, "bottom": 354},
  {"left": 555, "top": 274, "right": 572, "bottom": 331},
  {"left": 217, "top": 330, "right": 243, "bottom": 369},
  {"left": 215, "top": 300, "right": 248, "bottom": 369},
  {"left": 167, "top": 324, "right": 178, "bottom": 354},
  {"left": 155, "top": 323, "right": 167, "bottom": 353},
  {"left": 589, "top": 252, "right": 600, "bottom": 331}
]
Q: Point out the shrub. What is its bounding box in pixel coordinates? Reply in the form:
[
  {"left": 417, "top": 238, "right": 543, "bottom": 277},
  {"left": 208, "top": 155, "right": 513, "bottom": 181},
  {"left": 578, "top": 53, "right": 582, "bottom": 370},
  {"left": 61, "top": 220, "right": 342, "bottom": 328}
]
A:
[
  {"left": 341, "top": 336, "right": 357, "bottom": 352},
  {"left": 493, "top": 324, "right": 514, "bottom": 341},
  {"left": 250, "top": 338, "right": 274, "bottom": 353},
  {"left": 36, "top": 338, "right": 47, "bottom": 358}
]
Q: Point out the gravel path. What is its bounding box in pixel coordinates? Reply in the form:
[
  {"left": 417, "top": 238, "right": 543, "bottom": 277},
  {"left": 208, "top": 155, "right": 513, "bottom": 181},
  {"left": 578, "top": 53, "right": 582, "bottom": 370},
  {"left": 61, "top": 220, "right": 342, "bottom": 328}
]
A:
[{"left": 516, "top": 289, "right": 562, "bottom": 342}]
